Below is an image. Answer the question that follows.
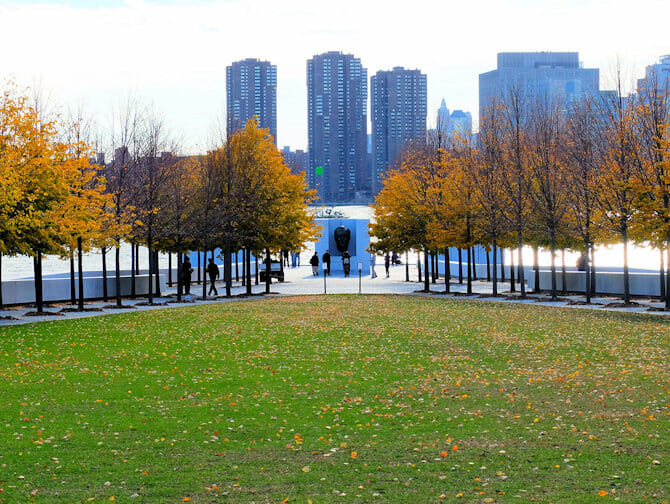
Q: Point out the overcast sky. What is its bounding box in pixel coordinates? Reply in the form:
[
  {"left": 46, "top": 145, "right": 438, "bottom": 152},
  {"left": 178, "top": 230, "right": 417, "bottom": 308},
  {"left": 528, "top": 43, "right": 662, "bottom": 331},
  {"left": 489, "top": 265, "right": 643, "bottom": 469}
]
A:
[{"left": 0, "top": 0, "right": 667, "bottom": 153}]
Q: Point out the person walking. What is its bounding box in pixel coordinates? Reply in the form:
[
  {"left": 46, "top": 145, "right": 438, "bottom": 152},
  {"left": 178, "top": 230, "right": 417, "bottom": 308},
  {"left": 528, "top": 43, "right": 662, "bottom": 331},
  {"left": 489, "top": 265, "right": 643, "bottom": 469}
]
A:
[
  {"left": 370, "top": 252, "right": 377, "bottom": 278},
  {"left": 342, "top": 251, "right": 351, "bottom": 277},
  {"left": 207, "top": 257, "right": 219, "bottom": 296},
  {"left": 322, "top": 250, "right": 331, "bottom": 275},
  {"left": 310, "top": 252, "right": 319, "bottom": 276},
  {"left": 385, "top": 253, "right": 391, "bottom": 278},
  {"left": 181, "top": 255, "right": 193, "bottom": 296}
]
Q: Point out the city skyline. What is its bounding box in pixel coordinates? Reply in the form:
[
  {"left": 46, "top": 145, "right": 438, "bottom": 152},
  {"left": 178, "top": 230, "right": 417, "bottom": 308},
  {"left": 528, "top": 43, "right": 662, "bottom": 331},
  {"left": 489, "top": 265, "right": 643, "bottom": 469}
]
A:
[{"left": 0, "top": 0, "right": 667, "bottom": 152}]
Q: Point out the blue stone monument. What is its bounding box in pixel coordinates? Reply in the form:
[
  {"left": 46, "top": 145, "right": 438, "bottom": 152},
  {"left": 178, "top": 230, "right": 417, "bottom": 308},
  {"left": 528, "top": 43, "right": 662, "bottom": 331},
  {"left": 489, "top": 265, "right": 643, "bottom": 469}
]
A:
[{"left": 314, "top": 219, "right": 370, "bottom": 275}]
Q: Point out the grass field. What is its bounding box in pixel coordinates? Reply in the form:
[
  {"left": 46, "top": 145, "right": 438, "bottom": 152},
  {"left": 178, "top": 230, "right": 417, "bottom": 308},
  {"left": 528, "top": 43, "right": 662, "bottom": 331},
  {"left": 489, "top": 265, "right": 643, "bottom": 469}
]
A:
[{"left": 0, "top": 295, "right": 668, "bottom": 503}]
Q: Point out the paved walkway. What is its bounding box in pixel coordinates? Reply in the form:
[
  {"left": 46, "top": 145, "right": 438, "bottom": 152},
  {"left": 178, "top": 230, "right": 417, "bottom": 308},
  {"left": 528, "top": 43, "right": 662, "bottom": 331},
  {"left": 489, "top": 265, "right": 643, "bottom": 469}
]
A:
[{"left": 1, "top": 263, "right": 668, "bottom": 326}]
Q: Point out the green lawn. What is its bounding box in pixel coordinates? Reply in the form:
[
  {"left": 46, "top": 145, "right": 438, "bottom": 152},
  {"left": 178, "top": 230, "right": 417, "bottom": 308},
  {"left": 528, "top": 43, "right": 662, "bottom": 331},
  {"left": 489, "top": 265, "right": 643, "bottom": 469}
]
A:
[{"left": 0, "top": 296, "right": 668, "bottom": 503}]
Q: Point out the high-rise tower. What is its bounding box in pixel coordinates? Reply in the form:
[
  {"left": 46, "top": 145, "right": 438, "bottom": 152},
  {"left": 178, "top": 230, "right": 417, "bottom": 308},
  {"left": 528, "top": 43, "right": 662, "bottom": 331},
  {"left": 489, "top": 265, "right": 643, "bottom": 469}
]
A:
[
  {"left": 371, "top": 67, "right": 427, "bottom": 194},
  {"left": 226, "top": 58, "right": 277, "bottom": 143},
  {"left": 307, "top": 51, "right": 368, "bottom": 202}
]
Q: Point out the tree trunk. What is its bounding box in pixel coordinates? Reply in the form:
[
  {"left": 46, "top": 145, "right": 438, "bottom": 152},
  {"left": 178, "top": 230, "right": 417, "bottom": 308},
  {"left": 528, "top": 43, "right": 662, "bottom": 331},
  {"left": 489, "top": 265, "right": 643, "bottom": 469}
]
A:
[
  {"left": 486, "top": 251, "right": 491, "bottom": 282},
  {"left": 242, "top": 249, "right": 246, "bottom": 287},
  {"left": 70, "top": 250, "right": 76, "bottom": 305},
  {"left": 509, "top": 247, "right": 515, "bottom": 293},
  {"left": 466, "top": 246, "right": 472, "bottom": 295},
  {"left": 444, "top": 247, "right": 450, "bottom": 293},
  {"left": 517, "top": 231, "right": 526, "bottom": 297},
  {"left": 77, "top": 237, "right": 84, "bottom": 310},
  {"left": 550, "top": 231, "right": 557, "bottom": 301},
  {"left": 666, "top": 246, "right": 670, "bottom": 309},
  {"left": 147, "top": 236, "right": 153, "bottom": 304},
  {"left": 561, "top": 249, "right": 567, "bottom": 294},
  {"left": 533, "top": 246, "right": 540, "bottom": 293},
  {"left": 131, "top": 241, "right": 136, "bottom": 298},
  {"left": 584, "top": 242, "right": 591, "bottom": 304},
  {"left": 500, "top": 248, "right": 505, "bottom": 282},
  {"left": 202, "top": 250, "right": 207, "bottom": 300},
  {"left": 135, "top": 244, "right": 139, "bottom": 274},
  {"left": 458, "top": 249, "right": 463, "bottom": 284},
  {"left": 471, "top": 248, "right": 478, "bottom": 280},
  {"left": 235, "top": 250, "right": 239, "bottom": 282},
  {"left": 405, "top": 251, "right": 409, "bottom": 282},
  {"left": 622, "top": 229, "right": 630, "bottom": 304},
  {"left": 492, "top": 240, "right": 498, "bottom": 296},
  {"left": 101, "top": 247, "right": 108, "bottom": 301},
  {"left": 168, "top": 253, "right": 172, "bottom": 287},
  {"left": 154, "top": 251, "right": 161, "bottom": 297},
  {"left": 423, "top": 248, "right": 429, "bottom": 292},
  {"left": 176, "top": 250, "right": 183, "bottom": 302},
  {"left": 197, "top": 251, "right": 201, "bottom": 285},
  {"left": 265, "top": 249, "right": 272, "bottom": 294},
  {"left": 33, "top": 251, "right": 44, "bottom": 313},
  {"left": 431, "top": 252, "right": 436, "bottom": 283},
  {"left": 246, "top": 248, "right": 252, "bottom": 296},
  {"left": 255, "top": 257, "right": 259, "bottom": 285},
  {"left": 590, "top": 243, "right": 597, "bottom": 297},
  {"left": 659, "top": 248, "right": 665, "bottom": 302},
  {"left": 417, "top": 253, "right": 422, "bottom": 283},
  {"left": 224, "top": 244, "right": 232, "bottom": 298}
]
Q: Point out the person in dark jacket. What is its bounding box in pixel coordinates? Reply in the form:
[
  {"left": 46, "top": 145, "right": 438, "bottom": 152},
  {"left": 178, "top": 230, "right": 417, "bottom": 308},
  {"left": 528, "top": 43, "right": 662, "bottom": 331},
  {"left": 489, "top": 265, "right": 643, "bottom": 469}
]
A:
[
  {"left": 310, "top": 252, "right": 319, "bottom": 276},
  {"left": 342, "top": 251, "right": 351, "bottom": 277},
  {"left": 322, "top": 250, "right": 331, "bottom": 275},
  {"left": 385, "top": 253, "right": 391, "bottom": 278},
  {"left": 207, "top": 258, "right": 219, "bottom": 295},
  {"left": 182, "top": 256, "right": 193, "bottom": 296}
]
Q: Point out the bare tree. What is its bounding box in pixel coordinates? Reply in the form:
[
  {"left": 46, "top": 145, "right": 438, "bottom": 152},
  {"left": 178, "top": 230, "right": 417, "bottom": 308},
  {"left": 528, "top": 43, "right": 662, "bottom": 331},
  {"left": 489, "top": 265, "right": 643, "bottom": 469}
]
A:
[
  {"left": 498, "top": 85, "right": 531, "bottom": 297},
  {"left": 526, "top": 101, "right": 571, "bottom": 300},
  {"left": 565, "top": 98, "right": 602, "bottom": 303}
]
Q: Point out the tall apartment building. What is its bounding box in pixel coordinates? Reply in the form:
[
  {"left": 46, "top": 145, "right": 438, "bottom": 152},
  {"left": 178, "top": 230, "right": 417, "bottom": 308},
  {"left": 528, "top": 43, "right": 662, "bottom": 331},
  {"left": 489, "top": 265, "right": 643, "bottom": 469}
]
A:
[
  {"left": 226, "top": 58, "right": 277, "bottom": 143},
  {"left": 281, "top": 146, "right": 308, "bottom": 177},
  {"left": 479, "top": 52, "right": 600, "bottom": 119},
  {"left": 307, "top": 51, "right": 368, "bottom": 202},
  {"left": 637, "top": 54, "right": 670, "bottom": 98},
  {"left": 371, "top": 67, "right": 427, "bottom": 194}
]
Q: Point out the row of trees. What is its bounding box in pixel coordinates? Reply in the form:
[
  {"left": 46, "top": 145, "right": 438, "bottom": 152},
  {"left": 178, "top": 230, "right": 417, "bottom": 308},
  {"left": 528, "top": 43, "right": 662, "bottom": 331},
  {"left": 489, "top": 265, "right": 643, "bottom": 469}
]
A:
[
  {"left": 371, "top": 77, "right": 670, "bottom": 308},
  {"left": 0, "top": 86, "right": 318, "bottom": 312}
]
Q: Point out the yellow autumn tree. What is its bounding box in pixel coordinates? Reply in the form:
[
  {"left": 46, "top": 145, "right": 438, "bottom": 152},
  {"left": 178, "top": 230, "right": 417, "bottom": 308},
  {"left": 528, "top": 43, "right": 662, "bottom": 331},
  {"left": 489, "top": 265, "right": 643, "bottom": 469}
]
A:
[
  {"left": 370, "top": 140, "right": 439, "bottom": 292},
  {"left": 0, "top": 87, "right": 72, "bottom": 312}
]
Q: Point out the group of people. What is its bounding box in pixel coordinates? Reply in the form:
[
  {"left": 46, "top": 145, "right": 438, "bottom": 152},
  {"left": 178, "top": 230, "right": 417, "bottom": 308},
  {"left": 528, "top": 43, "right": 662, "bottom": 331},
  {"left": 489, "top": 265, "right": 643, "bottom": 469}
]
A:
[
  {"left": 179, "top": 249, "right": 401, "bottom": 293},
  {"left": 308, "top": 250, "right": 398, "bottom": 279},
  {"left": 309, "top": 250, "right": 352, "bottom": 276},
  {"left": 370, "top": 252, "right": 392, "bottom": 279},
  {"left": 179, "top": 255, "right": 220, "bottom": 297}
]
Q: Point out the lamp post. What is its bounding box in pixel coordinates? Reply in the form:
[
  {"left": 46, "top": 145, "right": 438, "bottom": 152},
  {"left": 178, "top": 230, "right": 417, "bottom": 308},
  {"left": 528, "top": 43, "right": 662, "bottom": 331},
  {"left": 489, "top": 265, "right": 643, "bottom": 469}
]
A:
[
  {"left": 323, "top": 263, "right": 328, "bottom": 294},
  {"left": 358, "top": 262, "right": 362, "bottom": 294}
]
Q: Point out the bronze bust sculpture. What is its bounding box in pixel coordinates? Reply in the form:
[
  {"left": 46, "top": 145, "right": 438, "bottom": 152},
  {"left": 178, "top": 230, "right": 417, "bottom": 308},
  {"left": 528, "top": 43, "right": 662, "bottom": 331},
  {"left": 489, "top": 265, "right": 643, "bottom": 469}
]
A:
[{"left": 333, "top": 226, "right": 351, "bottom": 253}]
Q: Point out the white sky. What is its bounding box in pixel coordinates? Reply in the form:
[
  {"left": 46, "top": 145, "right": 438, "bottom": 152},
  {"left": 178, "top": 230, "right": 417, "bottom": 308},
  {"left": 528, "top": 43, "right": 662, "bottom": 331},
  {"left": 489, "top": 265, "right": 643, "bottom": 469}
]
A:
[{"left": 0, "top": 0, "right": 667, "bottom": 153}]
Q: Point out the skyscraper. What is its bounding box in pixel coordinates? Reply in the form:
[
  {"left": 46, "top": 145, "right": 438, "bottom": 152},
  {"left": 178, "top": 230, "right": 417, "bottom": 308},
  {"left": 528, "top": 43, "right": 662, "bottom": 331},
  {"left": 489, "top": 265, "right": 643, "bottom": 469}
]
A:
[
  {"left": 307, "top": 51, "right": 368, "bottom": 202},
  {"left": 436, "top": 98, "right": 450, "bottom": 133},
  {"left": 448, "top": 110, "right": 472, "bottom": 137},
  {"left": 479, "top": 52, "right": 600, "bottom": 118},
  {"left": 226, "top": 58, "right": 277, "bottom": 143},
  {"left": 637, "top": 54, "right": 670, "bottom": 97},
  {"left": 371, "top": 67, "right": 427, "bottom": 194}
]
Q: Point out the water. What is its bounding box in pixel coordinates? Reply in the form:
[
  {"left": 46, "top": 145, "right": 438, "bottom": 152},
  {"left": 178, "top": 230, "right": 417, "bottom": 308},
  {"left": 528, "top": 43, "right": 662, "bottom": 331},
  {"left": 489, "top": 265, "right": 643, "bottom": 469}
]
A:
[{"left": 2, "top": 206, "right": 665, "bottom": 281}]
